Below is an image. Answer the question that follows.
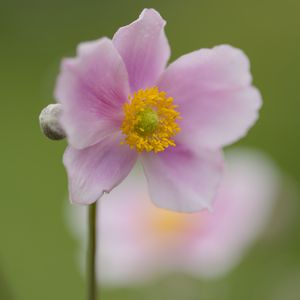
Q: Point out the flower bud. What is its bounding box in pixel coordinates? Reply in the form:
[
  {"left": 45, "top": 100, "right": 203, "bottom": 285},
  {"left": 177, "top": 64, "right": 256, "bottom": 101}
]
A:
[{"left": 39, "top": 104, "right": 66, "bottom": 140}]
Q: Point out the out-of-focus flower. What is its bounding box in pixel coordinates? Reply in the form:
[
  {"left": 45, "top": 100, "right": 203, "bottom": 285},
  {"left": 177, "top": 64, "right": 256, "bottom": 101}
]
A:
[
  {"left": 67, "top": 149, "right": 280, "bottom": 285},
  {"left": 55, "top": 8, "right": 261, "bottom": 212}
]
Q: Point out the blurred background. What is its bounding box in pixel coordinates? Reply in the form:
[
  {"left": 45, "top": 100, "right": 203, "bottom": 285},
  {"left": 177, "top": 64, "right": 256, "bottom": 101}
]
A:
[{"left": 1, "top": 0, "right": 300, "bottom": 299}]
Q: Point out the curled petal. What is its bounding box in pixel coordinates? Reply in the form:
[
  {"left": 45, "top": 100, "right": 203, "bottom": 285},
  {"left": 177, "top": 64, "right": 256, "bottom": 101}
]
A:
[
  {"left": 158, "top": 45, "right": 262, "bottom": 148},
  {"left": 55, "top": 38, "right": 130, "bottom": 149},
  {"left": 113, "top": 9, "right": 170, "bottom": 92},
  {"left": 141, "top": 145, "right": 224, "bottom": 212},
  {"left": 63, "top": 134, "right": 137, "bottom": 205}
]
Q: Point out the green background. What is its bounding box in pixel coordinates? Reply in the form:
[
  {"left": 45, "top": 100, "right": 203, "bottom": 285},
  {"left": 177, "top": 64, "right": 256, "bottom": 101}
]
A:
[{"left": 1, "top": 0, "right": 300, "bottom": 299}]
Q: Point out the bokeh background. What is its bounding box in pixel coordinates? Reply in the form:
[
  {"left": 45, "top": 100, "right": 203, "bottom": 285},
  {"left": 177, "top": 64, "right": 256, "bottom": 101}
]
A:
[{"left": 1, "top": 0, "right": 300, "bottom": 299}]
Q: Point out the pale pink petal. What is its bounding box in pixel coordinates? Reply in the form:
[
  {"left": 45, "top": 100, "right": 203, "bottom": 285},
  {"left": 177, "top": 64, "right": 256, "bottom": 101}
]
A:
[
  {"left": 55, "top": 38, "right": 130, "bottom": 149},
  {"left": 67, "top": 149, "right": 280, "bottom": 283},
  {"left": 63, "top": 133, "right": 137, "bottom": 204},
  {"left": 158, "top": 45, "right": 262, "bottom": 148},
  {"left": 98, "top": 172, "right": 158, "bottom": 285},
  {"left": 67, "top": 168, "right": 158, "bottom": 285},
  {"left": 141, "top": 145, "right": 224, "bottom": 212},
  {"left": 113, "top": 9, "right": 170, "bottom": 92},
  {"left": 183, "top": 148, "right": 280, "bottom": 278}
]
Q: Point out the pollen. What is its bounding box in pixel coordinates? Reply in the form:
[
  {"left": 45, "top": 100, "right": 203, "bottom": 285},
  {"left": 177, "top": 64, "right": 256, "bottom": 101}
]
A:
[{"left": 121, "top": 87, "right": 181, "bottom": 153}]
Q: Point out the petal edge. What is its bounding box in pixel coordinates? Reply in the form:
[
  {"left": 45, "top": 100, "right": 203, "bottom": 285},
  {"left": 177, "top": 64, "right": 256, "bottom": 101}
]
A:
[
  {"left": 113, "top": 9, "right": 170, "bottom": 92},
  {"left": 63, "top": 134, "right": 137, "bottom": 205},
  {"left": 141, "top": 145, "right": 224, "bottom": 213}
]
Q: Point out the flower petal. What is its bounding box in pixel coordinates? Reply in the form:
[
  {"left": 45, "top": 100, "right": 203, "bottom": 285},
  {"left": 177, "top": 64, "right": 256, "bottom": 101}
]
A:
[
  {"left": 63, "top": 134, "right": 137, "bottom": 204},
  {"left": 113, "top": 9, "right": 170, "bottom": 92},
  {"left": 67, "top": 167, "right": 162, "bottom": 285},
  {"left": 158, "top": 45, "right": 262, "bottom": 148},
  {"left": 141, "top": 145, "right": 224, "bottom": 212},
  {"left": 183, "top": 148, "right": 280, "bottom": 278},
  {"left": 55, "top": 38, "right": 130, "bottom": 149}
]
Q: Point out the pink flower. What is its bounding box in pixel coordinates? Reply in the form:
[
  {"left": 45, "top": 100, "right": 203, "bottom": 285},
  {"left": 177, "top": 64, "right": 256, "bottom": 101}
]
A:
[
  {"left": 68, "top": 149, "right": 280, "bottom": 285},
  {"left": 56, "top": 8, "right": 261, "bottom": 212}
]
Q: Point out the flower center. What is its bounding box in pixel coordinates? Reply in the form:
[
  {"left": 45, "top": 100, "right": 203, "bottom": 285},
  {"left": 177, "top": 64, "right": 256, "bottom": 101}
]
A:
[
  {"left": 135, "top": 108, "right": 159, "bottom": 135},
  {"left": 152, "top": 209, "right": 189, "bottom": 235},
  {"left": 121, "top": 87, "right": 181, "bottom": 153}
]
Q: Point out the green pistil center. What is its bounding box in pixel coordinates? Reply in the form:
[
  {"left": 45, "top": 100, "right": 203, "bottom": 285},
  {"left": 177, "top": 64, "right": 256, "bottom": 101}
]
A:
[{"left": 135, "top": 108, "right": 159, "bottom": 135}]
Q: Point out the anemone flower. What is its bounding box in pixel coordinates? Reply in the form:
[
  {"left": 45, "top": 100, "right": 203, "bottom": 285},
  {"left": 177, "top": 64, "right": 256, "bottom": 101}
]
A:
[
  {"left": 55, "top": 8, "right": 262, "bottom": 212},
  {"left": 68, "top": 149, "right": 279, "bottom": 285}
]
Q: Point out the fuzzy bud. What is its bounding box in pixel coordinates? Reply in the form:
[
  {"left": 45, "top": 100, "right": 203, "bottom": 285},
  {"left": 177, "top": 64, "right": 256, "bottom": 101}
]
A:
[{"left": 39, "top": 104, "right": 66, "bottom": 140}]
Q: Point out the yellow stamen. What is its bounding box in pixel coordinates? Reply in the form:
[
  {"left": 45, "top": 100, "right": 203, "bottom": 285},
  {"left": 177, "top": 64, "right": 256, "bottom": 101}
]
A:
[
  {"left": 121, "top": 87, "right": 181, "bottom": 153},
  {"left": 152, "top": 209, "right": 189, "bottom": 234}
]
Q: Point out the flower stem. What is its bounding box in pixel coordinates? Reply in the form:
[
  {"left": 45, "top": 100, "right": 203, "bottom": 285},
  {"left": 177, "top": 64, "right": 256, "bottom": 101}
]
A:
[{"left": 88, "top": 201, "right": 97, "bottom": 300}]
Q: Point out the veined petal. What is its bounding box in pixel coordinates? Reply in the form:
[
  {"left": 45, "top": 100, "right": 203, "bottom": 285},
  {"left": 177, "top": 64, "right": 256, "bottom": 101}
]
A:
[
  {"left": 55, "top": 38, "right": 130, "bottom": 149},
  {"left": 141, "top": 145, "right": 224, "bottom": 213},
  {"left": 158, "top": 45, "right": 262, "bottom": 148},
  {"left": 63, "top": 134, "right": 137, "bottom": 205},
  {"left": 113, "top": 9, "right": 170, "bottom": 92}
]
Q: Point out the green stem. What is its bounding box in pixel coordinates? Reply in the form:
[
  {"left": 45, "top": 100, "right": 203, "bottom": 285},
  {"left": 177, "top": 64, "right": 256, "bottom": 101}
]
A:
[{"left": 88, "top": 202, "right": 97, "bottom": 300}]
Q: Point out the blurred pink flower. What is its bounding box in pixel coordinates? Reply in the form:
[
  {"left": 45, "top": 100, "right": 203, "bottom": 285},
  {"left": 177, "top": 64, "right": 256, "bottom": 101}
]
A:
[
  {"left": 68, "top": 149, "right": 280, "bottom": 285},
  {"left": 56, "top": 8, "right": 261, "bottom": 212}
]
